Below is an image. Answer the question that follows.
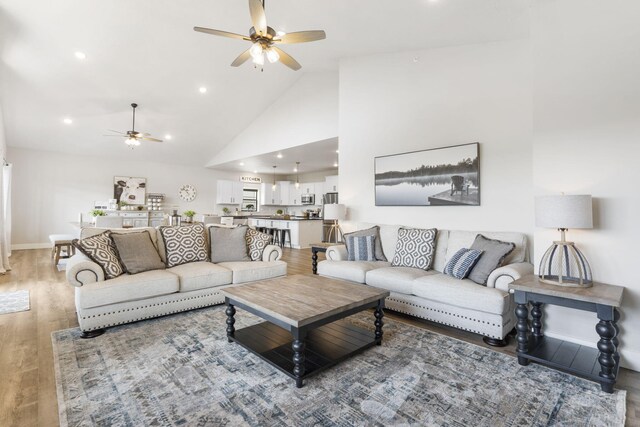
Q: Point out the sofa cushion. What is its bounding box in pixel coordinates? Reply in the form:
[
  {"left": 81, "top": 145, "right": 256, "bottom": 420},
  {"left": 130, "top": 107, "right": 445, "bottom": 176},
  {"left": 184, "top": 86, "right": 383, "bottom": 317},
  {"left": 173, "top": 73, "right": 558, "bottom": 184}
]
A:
[
  {"left": 159, "top": 223, "right": 208, "bottom": 267},
  {"left": 167, "top": 261, "right": 233, "bottom": 292},
  {"left": 77, "top": 270, "right": 179, "bottom": 309},
  {"left": 73, "top": 231, "right": 124, "bottom": 280},
  {"left": 81, "top": 227, "right": 159, "bottom": 249},
  {"left": 210, "top": 225, "right": 250, "bottom": 263},
  {"left": 391, "top": 228, "right": 437, "bottom": 270},
  {"left": 317, "top": 260, "right": 390, "bottom": 284},
  {"left": 346, "top": 235, "right": 376, "bottom": 261},
  {"left": 111, "top": 230, "right": 165, "bottom": 274},
  {"left": 217, "top": 261, "right": 287, "bottom": 284},
  {"left": 411, "top": 273, "right": 510, "bottom": 315},
  {"left": 344, "top": 226, "right": 387, "bottom": 261},
  {"left": 366, "top": 267, "right": 436, "bottom": 294},
  {"left": 468, "top": 235, "right": 515, "bottom": 285}
]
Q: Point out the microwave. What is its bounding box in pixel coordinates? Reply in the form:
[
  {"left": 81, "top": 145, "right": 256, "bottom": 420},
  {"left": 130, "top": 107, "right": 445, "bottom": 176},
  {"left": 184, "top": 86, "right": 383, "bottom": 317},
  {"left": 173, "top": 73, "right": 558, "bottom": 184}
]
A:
[{"left": 301, "top": 194, "right": 315, "bottom": 205}]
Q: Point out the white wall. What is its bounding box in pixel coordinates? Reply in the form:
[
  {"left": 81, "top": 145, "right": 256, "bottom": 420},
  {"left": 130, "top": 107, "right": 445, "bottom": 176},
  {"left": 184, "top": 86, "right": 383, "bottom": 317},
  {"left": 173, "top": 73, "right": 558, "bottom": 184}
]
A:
[
  {"left": 339, "top": 39, "right": 533, "bottom": 236},
  {"left": 532, "top": 0, "right": 640, "bottom": 370},
  {"left": 207, "top": 72, "right": 339, "bottom": 167},
  {"left": 7, "top": 147, "right": 272, "bottom": 246}
]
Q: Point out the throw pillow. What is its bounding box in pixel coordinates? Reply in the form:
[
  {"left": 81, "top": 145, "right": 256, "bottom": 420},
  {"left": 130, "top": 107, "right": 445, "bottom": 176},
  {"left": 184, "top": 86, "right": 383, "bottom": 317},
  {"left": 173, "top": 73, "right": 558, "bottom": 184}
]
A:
[
  {"left": 246, "top": 228, "right": 272, "bottom": 261},
  {"left": 468, "top": 234, "right": 516, "bottom": 285},
  {"left": 391, "top": 228, "right": 437, "bottom": 270},
  {"left": 343, "top": 226, "right": 387, "bottom": 261},
  {"left": 159, "top": 223, "right": 208, "bottom": 268},
  {"left": 444, "top": 248, "right": 484, "bottom": 280},
  {"left": 72, "top": 231, "right": 124, "bottom": 279},
  {"left": 210, "top": 225, "right": 250, "bottom": 263},
  {"left": 345, "top": 235, "right": 376, "bottom": 261},
  {"left": 111, "top": 230, "right": 165, "bottom": 274}
]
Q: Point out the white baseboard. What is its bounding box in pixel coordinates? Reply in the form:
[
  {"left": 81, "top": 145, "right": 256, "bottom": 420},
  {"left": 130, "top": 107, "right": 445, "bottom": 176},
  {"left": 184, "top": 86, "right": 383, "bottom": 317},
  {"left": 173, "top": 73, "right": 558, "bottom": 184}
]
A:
[
  {"left": 544, "top": 331, "right": 640, "bottom": 372},
  {"left": 12, "top": 243, "right": 51, "bottom": 250}
]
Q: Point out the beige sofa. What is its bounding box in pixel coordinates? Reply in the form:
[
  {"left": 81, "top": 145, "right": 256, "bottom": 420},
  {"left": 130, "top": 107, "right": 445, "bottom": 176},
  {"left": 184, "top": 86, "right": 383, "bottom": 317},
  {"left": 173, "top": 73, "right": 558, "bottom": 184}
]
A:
[
  {"left": 318, "top": 222, "right": 533, "bottom": 346},
  {"left": 65, "top": 226, "right": 286, "bottom": 337}
]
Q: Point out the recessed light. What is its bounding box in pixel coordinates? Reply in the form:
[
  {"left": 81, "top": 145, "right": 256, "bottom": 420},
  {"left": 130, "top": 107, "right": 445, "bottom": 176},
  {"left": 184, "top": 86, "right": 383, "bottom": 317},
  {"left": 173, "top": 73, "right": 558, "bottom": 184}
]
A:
[
  {"left": 276, "top": 153, "right": 283, "bottom": 159},
  {"left": 293, "top": 168, "right": 298, "bottom": 172},
  {"left": 253, "top": 170, "right": 258, "bottom": 174},
  {"left": 239, "top": 162, "right": 245, "bottom": 166},
  {"left": 199, "top": 87, "right": 207, "bottom": 94},
  {"left": 335, "top": 150, "right": 339, "bottom": 153},
  {"left": 333, "top": 162, "right": 338, "bottom": 167},
  {"left": 63, "top": 118, "right": 73, "bottom": 124},
  {"left": 164, "top": 134, "right": 172, "bottom": 140},
  {"left": 74, "top": 51, "right": 86, "bottom": 60}
]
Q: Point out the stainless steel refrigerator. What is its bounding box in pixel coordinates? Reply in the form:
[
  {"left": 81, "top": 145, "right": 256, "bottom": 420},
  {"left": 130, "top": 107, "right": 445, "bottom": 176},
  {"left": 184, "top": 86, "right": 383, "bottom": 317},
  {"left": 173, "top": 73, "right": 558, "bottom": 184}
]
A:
[{"left": 322, "top": 192, "right": 339, "bottom": 242}]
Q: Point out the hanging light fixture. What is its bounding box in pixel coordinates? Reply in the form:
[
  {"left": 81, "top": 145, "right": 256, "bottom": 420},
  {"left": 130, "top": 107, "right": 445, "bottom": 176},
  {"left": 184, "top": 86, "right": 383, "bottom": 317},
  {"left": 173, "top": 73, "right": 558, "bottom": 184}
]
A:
[
  {"left": 295, "top": 161, "right": 300, "bottom": 189},
  {"left": 272, "top": 165, "right": 277, "bottom": 191},
  {"left": 266, "top": 47, "right": 280, "bottom": 64}
]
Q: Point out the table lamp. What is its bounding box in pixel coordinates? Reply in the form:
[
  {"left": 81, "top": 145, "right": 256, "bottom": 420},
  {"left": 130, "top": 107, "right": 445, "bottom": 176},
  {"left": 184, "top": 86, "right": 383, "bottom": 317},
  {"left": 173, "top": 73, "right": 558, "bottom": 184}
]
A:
[
  {"left": 324, "top": 204, "right": 346, "bottom": 243},
  {"left": 535, "top": 194, "right": 593, "bottom": 287}
]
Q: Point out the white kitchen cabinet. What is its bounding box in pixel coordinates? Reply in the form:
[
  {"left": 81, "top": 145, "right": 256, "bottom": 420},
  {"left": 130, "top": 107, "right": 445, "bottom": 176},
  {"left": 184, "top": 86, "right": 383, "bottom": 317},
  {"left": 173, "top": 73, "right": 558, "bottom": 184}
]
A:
[
  {"left": 300, "top": 183, "right": 315, "bottom": 195},
  {"left": 289, "top": 185, "right": 302, "bottom": 206},
  {"left": 277, "top": 181, "right": 290, "bottom": 205},
  {"left": 313, "top": 181, "right": 324, "bottom": 197},
  {"left": 325, "top": 175, "right": 339, "bottom": 193},
  {"left": 216, "top": 180, "right": 243, "bottom": 204},
  {"left": 120, "top": 212, "right": 149, "bottom": 228},
  {"left": 260, "top": 183, "right": 281, "bottom": 205}
]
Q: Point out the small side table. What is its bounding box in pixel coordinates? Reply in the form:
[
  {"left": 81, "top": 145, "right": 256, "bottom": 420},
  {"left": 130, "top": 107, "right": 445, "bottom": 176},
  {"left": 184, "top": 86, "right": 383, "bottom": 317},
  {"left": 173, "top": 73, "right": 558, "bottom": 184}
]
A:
[
  {"left": 509, "top": 275, "right": 624, "bottom": 393},
  {"left": 310, "top": 242, "right": 336, "bottom": 274}
]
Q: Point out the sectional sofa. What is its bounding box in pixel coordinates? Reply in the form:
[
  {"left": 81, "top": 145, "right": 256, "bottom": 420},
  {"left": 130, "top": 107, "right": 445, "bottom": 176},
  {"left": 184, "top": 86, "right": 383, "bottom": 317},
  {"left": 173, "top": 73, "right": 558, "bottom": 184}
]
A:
[
  {"left": 318, "top": 222, "right": 533, "bottom": 345},
  {"left": 65, "top": 225, "right": 286, "bottom": 337}
]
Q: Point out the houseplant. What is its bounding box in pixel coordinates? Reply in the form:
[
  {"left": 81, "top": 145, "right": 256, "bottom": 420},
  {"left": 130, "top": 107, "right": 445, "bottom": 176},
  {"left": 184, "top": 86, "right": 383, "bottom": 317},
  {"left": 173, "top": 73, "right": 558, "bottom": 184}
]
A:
[
  {"left": 222, "top": 207, "right": 231, "bottom": 215},
  {"left": 183, "top": 210, "right": 196, "bottom": 223},
  {"left": 90, "top": 209, "right": 106, "bottom": 224}
]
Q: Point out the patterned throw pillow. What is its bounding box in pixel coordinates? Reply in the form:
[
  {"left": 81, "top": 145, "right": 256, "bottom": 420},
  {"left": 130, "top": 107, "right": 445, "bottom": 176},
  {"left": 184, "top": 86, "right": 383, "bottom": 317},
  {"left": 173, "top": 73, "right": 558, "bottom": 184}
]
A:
[
  {"left": 343, "top": 226, "right": 387, "bottom": 261},
  {"left": 444, "top": 248, "right": 484, "bottom": 280},
  {"left": 72, "top": 231, "right": 124, "bottom": 279},
  {"left": 159, "top": 223, "right": 208, "bottom": 268},
  {"left": 246, "top": 228, "right": 272, "bottom": 261},
  {"left": 346, "top": 235, "right": 376, "bottom": 261},
  {"left": 391, "top": 228, "right": 437, "bottom": 270}
]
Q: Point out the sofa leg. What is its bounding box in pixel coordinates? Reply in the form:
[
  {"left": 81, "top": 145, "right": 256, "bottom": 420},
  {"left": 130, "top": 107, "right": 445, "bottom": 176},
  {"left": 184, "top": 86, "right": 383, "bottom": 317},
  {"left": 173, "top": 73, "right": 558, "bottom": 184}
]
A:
[
  {"left": 80, "top": 329, "right": 105, "bottom": 339},
  {"left": 483, "top": 336, "right": 508, "bottom": 347}
]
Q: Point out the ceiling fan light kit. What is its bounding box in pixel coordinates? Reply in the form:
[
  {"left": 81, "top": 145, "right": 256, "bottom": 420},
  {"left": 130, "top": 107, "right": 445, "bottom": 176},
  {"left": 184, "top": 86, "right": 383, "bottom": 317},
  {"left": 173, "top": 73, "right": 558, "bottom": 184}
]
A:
[
  {"left": 194, "top": 0, "right": 326, "bottom": 71},
  {"left": 104, "top": 103, "right": 164, "bottom": 149}
]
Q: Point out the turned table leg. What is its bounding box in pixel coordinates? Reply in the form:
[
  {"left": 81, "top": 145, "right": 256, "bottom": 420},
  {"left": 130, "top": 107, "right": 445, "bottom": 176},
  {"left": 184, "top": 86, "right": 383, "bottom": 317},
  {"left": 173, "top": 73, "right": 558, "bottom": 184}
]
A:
[
  {"left": 515, "top": 302, "right": 530, "bottom": 366},
  {"left": 225, "top": 303, "right": 236, "bottom": 343},
  {"left": 312, "top": 249, "right": 319, "bottom": 275},
  {"left": 531, "top": 302, "right": 544, "bottom": 338},
  {"left": 292, "top": 328, "right": 307, "bottom": 388},
  {"left": 374, "top": 299, "right": 385, "bottom": 345},
  {"left": 596, "top": 305, "right": 617, "bottom": 393}
]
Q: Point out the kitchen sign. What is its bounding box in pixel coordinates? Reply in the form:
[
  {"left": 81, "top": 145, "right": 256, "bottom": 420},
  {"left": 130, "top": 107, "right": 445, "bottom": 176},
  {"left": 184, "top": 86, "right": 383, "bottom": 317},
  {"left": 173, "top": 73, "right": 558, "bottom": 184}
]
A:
[{"left": 240, "top": 176, "right": 262, "bottom": 183}]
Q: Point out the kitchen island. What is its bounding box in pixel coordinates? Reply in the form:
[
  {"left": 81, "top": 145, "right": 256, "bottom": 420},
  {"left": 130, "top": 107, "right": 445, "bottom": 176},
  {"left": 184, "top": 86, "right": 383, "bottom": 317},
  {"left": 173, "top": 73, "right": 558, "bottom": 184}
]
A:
[{"left": 247, "top": 217, "right": 323, "bottom": 249}]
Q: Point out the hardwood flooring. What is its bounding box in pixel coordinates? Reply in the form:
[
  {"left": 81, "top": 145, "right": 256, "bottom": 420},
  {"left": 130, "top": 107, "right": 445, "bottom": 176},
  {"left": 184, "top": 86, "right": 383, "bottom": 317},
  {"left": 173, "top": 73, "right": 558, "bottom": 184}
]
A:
[{"left": 0, "top": 248, "right": 638, "bottom": 426}]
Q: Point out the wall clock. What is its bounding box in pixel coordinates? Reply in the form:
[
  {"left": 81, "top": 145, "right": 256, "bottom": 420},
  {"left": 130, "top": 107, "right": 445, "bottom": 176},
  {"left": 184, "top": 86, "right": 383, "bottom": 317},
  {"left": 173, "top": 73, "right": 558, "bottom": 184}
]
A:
[{"left": 179, "top": 184, "right": 197, "bottom": 202}]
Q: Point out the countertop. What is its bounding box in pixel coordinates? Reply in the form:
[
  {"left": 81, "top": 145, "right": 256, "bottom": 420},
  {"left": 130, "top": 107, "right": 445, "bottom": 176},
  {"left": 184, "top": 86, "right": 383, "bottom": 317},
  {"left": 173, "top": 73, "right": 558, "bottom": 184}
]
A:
[{"left": 228, "top": 216, "right": 323, "bottom": 221}]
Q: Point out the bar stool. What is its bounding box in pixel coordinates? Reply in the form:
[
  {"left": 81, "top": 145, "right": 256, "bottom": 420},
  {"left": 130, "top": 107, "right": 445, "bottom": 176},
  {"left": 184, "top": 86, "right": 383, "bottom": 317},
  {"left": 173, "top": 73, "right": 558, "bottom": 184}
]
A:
[
  {"left": 277, "top": 228, "right": 292, "bottom": 249},
  {"left": 266, "top": 228, "right": 279, "bottom": 245},
  {"left": 49, "top": 234, "right": 76, "bottom": 266}
]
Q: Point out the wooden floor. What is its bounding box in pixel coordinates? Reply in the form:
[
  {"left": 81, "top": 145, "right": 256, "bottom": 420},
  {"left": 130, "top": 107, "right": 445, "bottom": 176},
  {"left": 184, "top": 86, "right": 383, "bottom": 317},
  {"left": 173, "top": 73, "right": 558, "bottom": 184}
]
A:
[{"left": 0, "top": 248, "right": 638, "bottom": 426}]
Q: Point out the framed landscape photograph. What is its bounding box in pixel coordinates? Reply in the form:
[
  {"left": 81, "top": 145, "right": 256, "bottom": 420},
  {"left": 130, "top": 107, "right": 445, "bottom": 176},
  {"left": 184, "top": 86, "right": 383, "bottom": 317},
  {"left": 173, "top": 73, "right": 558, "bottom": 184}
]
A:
[
  {"left": 113, "top": 176, "right": 147, "bottom": 205},
  {"left": 374, "top": 142, "right": 480, "bottom": 206}
]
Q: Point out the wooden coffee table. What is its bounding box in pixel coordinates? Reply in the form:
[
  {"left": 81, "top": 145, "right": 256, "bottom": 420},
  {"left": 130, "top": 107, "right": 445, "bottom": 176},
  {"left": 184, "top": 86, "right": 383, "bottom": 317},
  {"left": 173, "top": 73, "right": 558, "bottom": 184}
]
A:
[{"left": 222, "top": 274, "right": 390, "bottom": 388}]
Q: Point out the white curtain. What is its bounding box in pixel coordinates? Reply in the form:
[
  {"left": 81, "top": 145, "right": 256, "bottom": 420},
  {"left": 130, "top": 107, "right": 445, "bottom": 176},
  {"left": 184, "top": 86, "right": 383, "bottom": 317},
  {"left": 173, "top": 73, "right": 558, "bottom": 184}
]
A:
[{"left": 0, "top": 163, "right": 11, "bottom": 274}]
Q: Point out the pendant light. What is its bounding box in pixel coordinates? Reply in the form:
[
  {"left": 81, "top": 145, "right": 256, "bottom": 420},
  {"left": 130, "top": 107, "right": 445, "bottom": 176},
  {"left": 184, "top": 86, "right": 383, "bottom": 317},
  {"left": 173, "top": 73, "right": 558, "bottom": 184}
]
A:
[
  {"left": 295, "top": 162, "right": 300, "bottom": 189},
  {"left": 272, "top": 165, "right": 277, "bottom": 191}
]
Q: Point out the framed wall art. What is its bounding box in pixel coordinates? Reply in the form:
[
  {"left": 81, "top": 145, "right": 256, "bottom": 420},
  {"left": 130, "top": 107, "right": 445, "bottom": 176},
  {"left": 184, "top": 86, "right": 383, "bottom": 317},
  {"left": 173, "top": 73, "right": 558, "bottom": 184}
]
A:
[
  {"left": 374, "top": 142, "right": 480, "bottom": 206},
  {"left": 113, "top": 176, "right": 147, "bottom": 205}
]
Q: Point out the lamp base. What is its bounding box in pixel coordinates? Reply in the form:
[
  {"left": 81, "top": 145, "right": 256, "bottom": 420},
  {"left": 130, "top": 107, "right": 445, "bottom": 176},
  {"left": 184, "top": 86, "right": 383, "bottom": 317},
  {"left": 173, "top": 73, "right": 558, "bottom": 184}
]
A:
[{"left": 538, "top": 240, "right": 593, "bottom": 288}]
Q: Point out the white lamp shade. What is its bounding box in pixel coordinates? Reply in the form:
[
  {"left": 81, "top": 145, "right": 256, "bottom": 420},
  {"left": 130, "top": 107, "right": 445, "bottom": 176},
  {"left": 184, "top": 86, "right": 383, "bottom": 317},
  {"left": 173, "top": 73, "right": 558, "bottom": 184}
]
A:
[
  {"left": 324, "top": 204, "right": 346, "bottom": 221},
  {"left": 535, "top": 195, "right": 593, "bottom": 229}
]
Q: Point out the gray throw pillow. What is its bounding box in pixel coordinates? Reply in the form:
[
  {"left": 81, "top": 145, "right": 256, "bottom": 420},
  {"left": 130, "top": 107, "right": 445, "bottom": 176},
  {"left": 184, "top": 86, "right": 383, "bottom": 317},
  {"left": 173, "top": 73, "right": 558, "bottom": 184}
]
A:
[
  {"left": 210, "top": 225, "right": 250, "bottom": 263},
  {"left": 467, "top": 234, "right": 516, "bottom": 285},
  {"left": 111, "top": 231, "right": 165, "bottom": 274},
  {"left": 343, "top": 226, "right": 387, "bottom": 261}
]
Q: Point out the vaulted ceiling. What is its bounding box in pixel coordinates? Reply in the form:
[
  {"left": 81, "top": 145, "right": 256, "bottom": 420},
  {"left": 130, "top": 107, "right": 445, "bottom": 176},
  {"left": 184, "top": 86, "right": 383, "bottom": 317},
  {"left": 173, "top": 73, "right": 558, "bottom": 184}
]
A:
[{"left": 0, "top": 0, "right": 529, "bottom": 166}]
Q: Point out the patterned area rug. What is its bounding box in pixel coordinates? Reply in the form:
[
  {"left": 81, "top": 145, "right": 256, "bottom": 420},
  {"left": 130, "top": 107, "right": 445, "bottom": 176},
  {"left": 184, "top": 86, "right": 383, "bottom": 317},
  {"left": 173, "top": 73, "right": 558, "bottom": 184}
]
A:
[
  {"left": 52, "top": 306, "right": 626, "bottom": 426},
  {"left": 0, "top": 289, "right": 30, "bottom": 315}
]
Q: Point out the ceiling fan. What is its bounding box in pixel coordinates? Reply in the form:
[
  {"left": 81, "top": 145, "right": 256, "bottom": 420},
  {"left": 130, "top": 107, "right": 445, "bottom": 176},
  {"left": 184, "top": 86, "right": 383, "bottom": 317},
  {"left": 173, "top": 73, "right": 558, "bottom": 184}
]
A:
[
  {"left": 104, "top": 103, "right": 163, "bottom": 148},
  {"left": 194, "top": 0, "right": 326, "bottom": 71}
]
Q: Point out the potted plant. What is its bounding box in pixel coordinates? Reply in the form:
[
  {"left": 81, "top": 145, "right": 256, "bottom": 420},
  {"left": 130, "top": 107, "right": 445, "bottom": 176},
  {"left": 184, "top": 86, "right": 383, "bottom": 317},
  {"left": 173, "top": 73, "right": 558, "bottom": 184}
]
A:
[
  {"left": 276, "top": 209, "right": 284, "bottom": 217},
  {"left": 90, "top": 209, "right": 106, "bottom": 224},
  {"left": 222, "top": 207, "right": 231, "bottom": 216},
  {"left": 183, "top": 210, "right": 196, "bottom": 223},
  {"left": 118, "top": 201, "right": 128, "bottom": 211}
]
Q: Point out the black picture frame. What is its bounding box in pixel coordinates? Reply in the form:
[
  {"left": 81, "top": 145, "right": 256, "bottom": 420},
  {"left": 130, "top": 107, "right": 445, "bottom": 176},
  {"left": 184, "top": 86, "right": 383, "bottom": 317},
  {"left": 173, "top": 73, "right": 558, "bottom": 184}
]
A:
[{"left": 374, "top": 142, "right": 480, "bottom": 206}]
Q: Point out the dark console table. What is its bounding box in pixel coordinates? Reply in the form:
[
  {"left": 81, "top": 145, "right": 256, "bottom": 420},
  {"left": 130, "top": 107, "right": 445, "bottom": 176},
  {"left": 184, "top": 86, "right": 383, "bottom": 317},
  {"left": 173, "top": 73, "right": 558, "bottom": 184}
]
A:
[{"left": 509, "top": 275, "right": 624, "bottom": 393}]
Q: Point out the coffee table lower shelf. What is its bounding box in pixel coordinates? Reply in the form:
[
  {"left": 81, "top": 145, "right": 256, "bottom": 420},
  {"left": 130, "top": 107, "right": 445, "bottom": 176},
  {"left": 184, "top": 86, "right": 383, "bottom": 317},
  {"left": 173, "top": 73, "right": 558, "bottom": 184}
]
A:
[{"left": 230, "top": 319, "right": 377, "bottom": 382}]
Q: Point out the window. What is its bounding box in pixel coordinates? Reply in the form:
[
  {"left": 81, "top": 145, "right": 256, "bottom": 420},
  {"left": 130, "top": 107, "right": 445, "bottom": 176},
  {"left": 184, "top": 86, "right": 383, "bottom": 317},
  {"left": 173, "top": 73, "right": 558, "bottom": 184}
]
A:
[{"left": 242, "top": 188, "right": 258, "bottom": 212}]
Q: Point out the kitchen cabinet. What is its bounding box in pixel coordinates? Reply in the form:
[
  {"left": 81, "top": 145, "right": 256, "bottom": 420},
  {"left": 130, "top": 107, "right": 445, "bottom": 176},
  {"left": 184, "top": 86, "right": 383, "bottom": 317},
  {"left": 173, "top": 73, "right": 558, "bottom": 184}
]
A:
[
  {"left": 216, "top": 180, "right": 243, "bottom": 204},
  {"left": 247, "top": 218, "right": 323, "bottom": 249},
  {"left": 300, "top": 183, "right": 315, "bottom": 195},
  {"left": 325, "top": 175, "right": 339, "bottom": 193},
  {"left": 277, "top": 181, "right": 290, "bottom": 205},
  {"left": 149, "top": 212, "right": 165, "bottom": 227},
  {"left": 260, "top": 183, "right": 280, "bottom": 205},
  {"left": 120, "top": 212, "right": 149, "bottom": 228},
  {"left": 289, "top": 185, "right": 302, "bottom": 206}
]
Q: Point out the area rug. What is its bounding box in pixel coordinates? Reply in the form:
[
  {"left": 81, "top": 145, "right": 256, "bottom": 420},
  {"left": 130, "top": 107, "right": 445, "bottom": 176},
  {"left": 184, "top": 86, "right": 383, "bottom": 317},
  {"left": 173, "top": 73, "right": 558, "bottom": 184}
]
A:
[
  {"left": 0, "top": 289, "right": 30, "bottom": 314},
  {"left": 52, "top": 306, "right": 626, "bottom": 426}
]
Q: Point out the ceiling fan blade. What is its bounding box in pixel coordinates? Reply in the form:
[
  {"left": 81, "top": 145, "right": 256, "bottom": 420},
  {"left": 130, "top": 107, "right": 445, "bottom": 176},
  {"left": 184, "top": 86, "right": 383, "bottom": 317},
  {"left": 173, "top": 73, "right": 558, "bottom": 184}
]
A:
[
  {"left": 248, "top": 0, "right": 267, "bottom": 35},
  {"left": 272, "top": 47, "right": 301, "bottom": 71},
  {"left": 274, "top": 30, "right": 326, "bottom": 44},
  {"left": 107, "top": 129, "right": 127, "bottom": 135},
  {"left": 141, "top": 137, "right": 163, "bottom": 143},
  {"left": 194, "top": 26, "right": 250, "bottom": 41},
  {"left": 103, "top": 135, "right": 126, "bottom": 137},
  {"left": 231, "top": 48, "right": 252, "bottom": 67}
]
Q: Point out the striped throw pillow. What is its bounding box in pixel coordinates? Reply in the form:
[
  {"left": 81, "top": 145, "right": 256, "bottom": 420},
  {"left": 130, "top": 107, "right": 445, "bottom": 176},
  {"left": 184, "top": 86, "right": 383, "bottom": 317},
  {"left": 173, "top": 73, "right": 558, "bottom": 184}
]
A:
[
  {"left": 346, "top": 235, "right": 376, "bottom": 261},
  {"left": 444, "top": 248, "right": 484, "bottom": 280}
]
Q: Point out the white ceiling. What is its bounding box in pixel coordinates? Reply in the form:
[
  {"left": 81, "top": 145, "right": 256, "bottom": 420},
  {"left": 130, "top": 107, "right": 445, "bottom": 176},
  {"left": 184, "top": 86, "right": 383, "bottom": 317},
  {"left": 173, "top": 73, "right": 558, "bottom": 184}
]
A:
[{"left": 0, "top": 0, "right": 530, "bottom": 166}]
